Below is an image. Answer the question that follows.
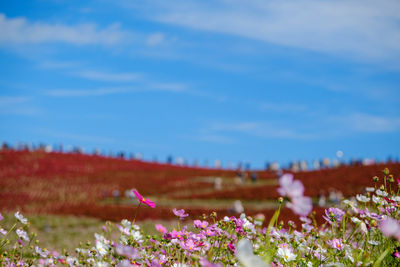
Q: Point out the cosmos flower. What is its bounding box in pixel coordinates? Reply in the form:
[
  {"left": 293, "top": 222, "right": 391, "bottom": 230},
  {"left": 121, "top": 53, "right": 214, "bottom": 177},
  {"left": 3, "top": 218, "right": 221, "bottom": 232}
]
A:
[
  {"left": 277, "top": 173, "right": 304, "bottom": 199},
  {"left": 194, "top": 220, "right": 209, "bottom": 229},
  {"left": 287, "top": 196, "right": 313, "bottom": 216},
  {"left": 173, "top": 208, "right": 189, "bottom": 220},
  {"left": 155, "top": 224, "right": 167, "bottom": 234},
  {"left": 276, "top": 246, "right": 296, "bottom": 262},
  {"left": 16, "top": 229, "right": 29, "bottom": 242},
  {"left": 327, "top": 238, "right": 344, "bottom": 250},
  {"left": 14, "top": 211, "right": 28, "bottom": 225},
  {"left": 323, "top": 208, "right": 345, "bottom": 224},
  {"left": 379, "top": 217, "right": 400, "bottom": 241},
  {"left": 132, "top": 190, "right": 156, "bottom": 208},
  {"left": 236, "top": 239, "right": 269, "bottom": 267}
]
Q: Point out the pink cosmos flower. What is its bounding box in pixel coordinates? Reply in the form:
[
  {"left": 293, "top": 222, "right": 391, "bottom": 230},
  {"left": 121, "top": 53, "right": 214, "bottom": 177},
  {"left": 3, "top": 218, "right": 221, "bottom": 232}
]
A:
[
  {"left": 228, "top": 241, "right": 235, "bottom": 253},
  {"left": 277, "top": 173, "right": 304, "bottom": 199},
  {"left": 194, "top": 220, "right": 209, "bottom": 229},
  {"left": 132, "top": 190, "right": 155, "bottom": 208},
  {"left": 327, "top": 238, "right": 344, "bottom": 250},
  {"left": 181, "top": 239, "right": 201, "bottom": 252},
  {"left": 172, "top": 208, "right": 189, "bottom": 220},
  {"left": 287, "top": 196, "right": 313, "bottom": 216},
  {"left": 379, "top": 217, "right": 400, "bottom": 241},
  {"left": 155, "top": 224, "right": 167, "bottom": 234},
  {"left": 199, "top": 258, "right": 223, "bottom": 267},
  {"left": 323, "top": 207, "right": 345, "bottom": 225},
  {"left": 0, "top": 213, "right": 3, "bottom": 221},
  {"left": 115, "top": 244, "right": 140, "bottom": 259}
]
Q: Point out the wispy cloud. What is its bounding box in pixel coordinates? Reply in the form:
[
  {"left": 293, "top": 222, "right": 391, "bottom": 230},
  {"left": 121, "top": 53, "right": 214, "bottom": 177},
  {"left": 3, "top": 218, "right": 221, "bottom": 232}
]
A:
[
  {"left": 0, "top": 96, "right": 30, "bottom": 106},
  {"left": 0, "top": 13, "right": 127, "bottom": 45},
  {"left": 34, "top": 129, "right": 116, "bottom": 144},
  {"left": 331, "top": 113, "right": 400, "bottom": 133},
  {"left": 146, "top": 33, "right": 165, "bottom": 46},
  {"left": 210, "top": 121, "right": 316, "bottom": 139},
  {"left": 259, "top": 102, "right": 307, "bottom": 113},
  {"left": 44, "top": 87, "right": 131, "bottom": 97},
  {"left": 0, "top": 96, "right": 42, "bottom": 116},
  {"left": 44, "top": 82, "right": 189, "bottom": 97},
  {"left": 75, "top": 70, "right": 141, "bottom": 82},
  {"left": 127, "top": 0, "right": 400, "bottom": 63},
  {"left": 194, "top": 134, "right": 236, "bottom": 144}
]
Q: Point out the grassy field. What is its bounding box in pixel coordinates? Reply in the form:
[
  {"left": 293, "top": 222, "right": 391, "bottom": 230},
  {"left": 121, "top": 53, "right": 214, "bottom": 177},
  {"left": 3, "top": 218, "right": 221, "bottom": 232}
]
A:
[{"left": 0, "top": 213, "right": 184, "bottom": 253}]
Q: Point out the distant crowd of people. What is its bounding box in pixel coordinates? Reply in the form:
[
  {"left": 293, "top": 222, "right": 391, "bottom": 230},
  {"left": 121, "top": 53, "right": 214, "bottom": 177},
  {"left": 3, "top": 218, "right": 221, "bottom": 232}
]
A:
[{"left": 1, "top": 141, "right": 398, "bottom": 172}]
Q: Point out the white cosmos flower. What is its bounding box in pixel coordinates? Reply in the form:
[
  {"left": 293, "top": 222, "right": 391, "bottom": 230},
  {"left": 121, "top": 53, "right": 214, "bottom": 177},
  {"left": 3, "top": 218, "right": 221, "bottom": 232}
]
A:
[
  {"left": 236, "top": 239, "right": 269, "bottom": 267},
  {"left": 356, "top": 194, "right": 370, "bottom": 202},
  {"left": 14, "top": 212, "right": 28, "bottom": 225},
  {"left": 376, "top": 189, "right": 388, "bottom": 197},
  {"left": 365, "top": 187, "right": 375, "bottom": 192},
  {"left": 16, "top": 229, "right": 29, "bottom": 242},
  {"left": 277, "top": 247, "right": 296, "bottom": 262}
]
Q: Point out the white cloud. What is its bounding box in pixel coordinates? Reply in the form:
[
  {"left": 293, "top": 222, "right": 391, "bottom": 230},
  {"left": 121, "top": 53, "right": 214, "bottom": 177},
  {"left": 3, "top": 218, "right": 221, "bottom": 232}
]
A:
[
  {"left": 260, "top": 102, "right": 307, "bottom": 113},
  {"left": 146, "top": 33, "right": 165, "bottom": 46},
  {"left": 196, "top": 134, "right": 236, "bottom": 144},
  {"left": 210, "top": 121, "right": 316, "bottom": 139},
  {"left": 44, "top": 87, "right": 131, "bottom": 97},
  {"left": 0, "top": 96, "right": 30, "bottom": 106},
  {"left": 35, "top": 129, "right": 116, "bottom": 144},
  {"left": 76, "top": 70, "right": 141, "bottom": 82},
  {"left": 0, "top": 13, "right": 126, "bottom": 45},
  {"left": 45, "top": 82, "right": 188, "bottom": 97},
  {"left": 128, "top": 0, "right": 400, "bottom": 62},
  {"left": 0, "top": 96, "right": 41, "bottom": 116},
  {"left": 332, "top": 113, "right": 400, "bottom": 133}
]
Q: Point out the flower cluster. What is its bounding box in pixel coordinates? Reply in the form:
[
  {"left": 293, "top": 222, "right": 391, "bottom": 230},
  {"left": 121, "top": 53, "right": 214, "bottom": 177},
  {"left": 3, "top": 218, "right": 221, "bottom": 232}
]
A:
[{"left": 1, "top": 170, "right": 400, "bottom": 266}]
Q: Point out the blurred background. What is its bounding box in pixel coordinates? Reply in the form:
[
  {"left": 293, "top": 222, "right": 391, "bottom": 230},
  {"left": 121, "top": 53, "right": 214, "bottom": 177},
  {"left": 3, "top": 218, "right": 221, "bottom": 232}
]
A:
[{"left": 0, "top": 0, "right": 400, "bottom": 251}]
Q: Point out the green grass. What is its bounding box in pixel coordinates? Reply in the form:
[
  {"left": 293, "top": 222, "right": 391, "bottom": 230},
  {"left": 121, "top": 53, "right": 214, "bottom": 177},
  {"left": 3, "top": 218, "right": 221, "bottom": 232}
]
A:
[{"left": 0, "top": 213, "right": 188, "bottom": 253}]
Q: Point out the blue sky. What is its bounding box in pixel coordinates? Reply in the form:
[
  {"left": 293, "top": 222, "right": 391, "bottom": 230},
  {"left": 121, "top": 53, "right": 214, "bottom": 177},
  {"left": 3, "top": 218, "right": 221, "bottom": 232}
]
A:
[{"left": 1, "top": 0, "right": 400, "bottom": 168}]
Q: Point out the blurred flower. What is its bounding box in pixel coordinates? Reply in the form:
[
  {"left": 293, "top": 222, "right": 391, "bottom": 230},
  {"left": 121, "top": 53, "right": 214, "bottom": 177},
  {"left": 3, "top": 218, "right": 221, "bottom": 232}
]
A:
[
  {"left": 132, "top": 190, "right": 155, "bottom": 208},
  {"left": 287, "top": 196, "right": 312, "bottom": 216},
  {"left": 14, "top": 211, "right": 27, "bottom": 224},
  {"left": 155, "top": 224, "right": 167, "bottom": 234},
  {"left": 115, "top": 244, "right": 140, "bottom": 259},
  {"left": 194, "top": 220, "right": 209, "bottom": 229},
  {"left": 379, "top": 217, "right": 400, "bottom": 241},
  {"left": 236, "top": 239, "right": 269, "bottom": 267},
  {"left": 356, "top": 194, "right": 370, "bottom": 202},
  {"left": 277, "top": 174, "right": 304, "bottom": 199},
  {"left": 0, "top": 213, "right": 3, "bottom": 221},
  {"left": 16, "top": 229, "right": 29, "bottom": 242},
  {"left": 173, "top": 208, "right": 188, "bottom": 220}
]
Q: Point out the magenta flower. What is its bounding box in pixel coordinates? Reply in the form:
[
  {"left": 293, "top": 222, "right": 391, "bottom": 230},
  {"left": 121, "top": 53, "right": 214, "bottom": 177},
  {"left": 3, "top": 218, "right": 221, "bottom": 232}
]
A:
[
  {"left": 379, "top": 217, "right": 400, "bottom": 241},
  {"left": 287, "top": 196, "right": 313, "bottom": 216},
  {"left": 155, "top": 224, "right": 167, "bottom": 234},
  {"left": 132, "top": 190, "right": 155, "bottom": 208},
  {"left": 277, "top": 173, "right": 304, "bottom": 199},
  {"left": 173, "top": 208, "right": 189, "bottom": 220}
]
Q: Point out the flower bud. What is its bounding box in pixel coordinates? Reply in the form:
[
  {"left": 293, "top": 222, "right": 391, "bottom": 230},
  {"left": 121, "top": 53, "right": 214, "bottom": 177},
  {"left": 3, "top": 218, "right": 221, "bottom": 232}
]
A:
[
  {"left": 278, "top": 197, "right": 283, "bottom": 204},
  {"left": 373, "top": 176, "right": 379, "bottom": 182},
  {"left": 383, "top": 168, "right": 389, "bottom": 176}
]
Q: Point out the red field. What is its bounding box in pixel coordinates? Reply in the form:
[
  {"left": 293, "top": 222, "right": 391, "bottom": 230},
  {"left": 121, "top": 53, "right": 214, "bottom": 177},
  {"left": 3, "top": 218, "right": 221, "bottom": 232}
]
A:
[{"left": 1, "top": 150, "right": 399, "bottom": 225}]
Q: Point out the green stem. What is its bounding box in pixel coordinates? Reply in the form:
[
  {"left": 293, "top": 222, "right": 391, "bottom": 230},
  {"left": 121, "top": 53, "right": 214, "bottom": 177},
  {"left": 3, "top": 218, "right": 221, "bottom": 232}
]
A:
[{"left": 133, "top": 203, "right": 141, "bottom": 223}]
